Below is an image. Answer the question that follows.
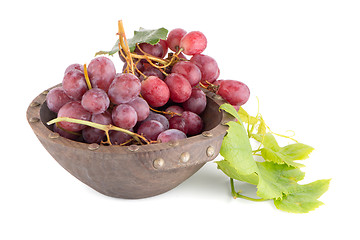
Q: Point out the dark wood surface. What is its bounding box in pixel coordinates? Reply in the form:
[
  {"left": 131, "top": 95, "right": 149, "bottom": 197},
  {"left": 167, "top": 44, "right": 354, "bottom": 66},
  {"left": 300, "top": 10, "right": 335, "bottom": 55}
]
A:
[{"left": 27, "top": 84, "right": 233, "bottom": 199}]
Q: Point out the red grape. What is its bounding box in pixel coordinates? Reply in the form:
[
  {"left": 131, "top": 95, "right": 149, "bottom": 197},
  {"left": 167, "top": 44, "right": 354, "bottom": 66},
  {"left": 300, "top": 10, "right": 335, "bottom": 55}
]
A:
[
  {"left": 53, "top": 124, "right": 80, "bottom": 141},
  {"left": 181, "top": 111, "right": 203, "bottom": 136},
  {"left": 62, "top": 69, "right": 88, "bottom": 100},
  {"left": 141, "top": 76, "right": 170, "bottom": 107},
  {"left": 216, "top": 80, "right": 250, "bottom": 106},
  {"left": 64, "top": 63, "right": 83, "bottom": 74},
  {"left": 46, "top": 87, "right": 72, "bottom": 113},
  {"left": 167, "top": 28, "right": 187, "bottom": 52},
  {"left": 164, "top": 73, "right": 192, "bottom": 103},
  {"left": 112, "top": 104, "right": 138, "bottom": 130},
  {"left": 87, "top": 56, "right": 116, "bottom": 92},
  {"left": 159, "top": 39, "right": 168, "bottom": 58},
  {"left": 82, "top": 111, "right": 112, "bottom": 144},
  {"left": 182, "top": 88, "right": 207, "bottom": 115},
  {"left": 180, "top": 31, "right": 207, "bottom": 55},
  {"left": 164, "top": 105, "right": 184, "bottom": 119},
  {"left": 169, "top": 116, "right": 188, "bottom": 134},
  {"left": 108, "top": 73, "right": 141, "bottom": 104},
  {"left": 143, "top": 112, "right": 169, "bottom": 130},
  {"left": 127, "top": 97, "right": 150, "bottom": 122},
  {"left": 190, "top": 54, "right": 219, "bottom": 83},
  {"left": 57, "top": 101, "right": 91, "bottom": 132},
  {"left": 137, "top": 120, "right": 165, "bottom": 141},
  {"left": 157, "top": 129, "right": 187, "bottom": 143},
  {"left": 171, "top": 61, "right": 201, "bottom": 87},
  {"left": 109, "top": 130, "right": 133, "bottom": 145},
  {"left": 81, "top": 88, "right": 110, "bottom": 114},
  {"left": 135, "top": 42, "right": 164, "bottom": 58}
]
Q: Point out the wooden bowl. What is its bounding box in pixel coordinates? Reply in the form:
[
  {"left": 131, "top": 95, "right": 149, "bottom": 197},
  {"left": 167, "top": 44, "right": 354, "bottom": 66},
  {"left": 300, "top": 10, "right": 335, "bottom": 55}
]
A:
[{"left": 26, "top": 84, "right": 232, "bottom": 199}]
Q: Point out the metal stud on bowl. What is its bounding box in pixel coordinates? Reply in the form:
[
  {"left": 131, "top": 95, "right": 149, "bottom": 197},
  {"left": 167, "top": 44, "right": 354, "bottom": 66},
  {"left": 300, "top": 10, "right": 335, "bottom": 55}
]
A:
[{"left": 153, "top": 158, "right": 164, "bottom": 169}]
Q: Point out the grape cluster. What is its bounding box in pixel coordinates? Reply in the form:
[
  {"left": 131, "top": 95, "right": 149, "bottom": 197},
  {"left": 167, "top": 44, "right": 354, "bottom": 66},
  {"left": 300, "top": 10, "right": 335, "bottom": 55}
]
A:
[{"left": 46, "top": 28, "right": 250, "bottom": 145}]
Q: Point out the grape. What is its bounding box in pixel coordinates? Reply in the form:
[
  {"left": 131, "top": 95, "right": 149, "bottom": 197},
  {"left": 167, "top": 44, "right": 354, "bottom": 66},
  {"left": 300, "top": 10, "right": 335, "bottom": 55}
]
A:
[
  {"left": 57, "top": 101, "right": 91, "bottom": 132},
  {"left": 171, "top": 61, "right": 201, "bottom": 87},
  {"left": 82, "top": 111, "right": 112, "bottom": 144},
  {"left": 46, "top": 87, "right": 72, "bottom": 113},
  {"left": 87, "top": 56, "right": 116, "bottom": 92},
  {"left": 180, "top": 31, "right": 207, "bottom": 55},
  {"left": 53, "top": 124, "right": 80, "bottom": 141},
  {"left": 159, "top": 39, "right": 168, "bottom": 58},
  {"left": 112, "top": 104, "right": 138, "bottom": 130},
  {"left": 62, "top": 69, "right": 88, "bottom": 100},
  {"left": 190, "top": 54, "right": 219, "bottom": 83},
  {"left": 143, "top": 112, "right": 169, "bottom": 130},
  {"left": 164, "top": 73, "right": 192, "bottom": 103},
  {"left": 139, "top": 68, "right": 165, "bottom": 81},
  {"left": 108, "top": 73, "right": 141, "bottom": 104},
  {"left": 140, "top": 76, "right": 170, "bottom": 107},
  {"left": 135, "top": 42, "right": 164, "bottom": 58},
  {"left": 137, "top": 120, "right": 165, "bottom": 141},
  {"left": 109, "top": 130, "right": 133, "bottom": 145},
  {"left": 127, "top": 97, "right": 150, "bottom": 121},
  {"left": 167, "top": 28, "right": 187, "bottom": 52},
  {"left": 164, "top": 105, "right": 184, "bottom": 119},
  {"left": 182, "top": 88, "right": 207, "bottom": 115},
  {"left": 64, "top": 63, "right": 83, "bottom": 74},
  {"left": 181, "top": 111, "right": 203, "bottom": 136},
  {"left": 216, "top": 80, "right": 250, "bottom": 106},
  {"left": 157, "top": 129, "right": 187, "bottom": 143},
  {"left": 81, "top": 88, "right": 110, "bottom": 114},
  {"left": 169, "top": 116, "right": 188, "bottom": 134}
]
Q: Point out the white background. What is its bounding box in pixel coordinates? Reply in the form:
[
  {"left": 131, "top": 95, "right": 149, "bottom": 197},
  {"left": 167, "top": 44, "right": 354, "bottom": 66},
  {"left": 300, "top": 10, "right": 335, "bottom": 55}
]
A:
[{"left": 1, "top": 0, "right": 359, "bottom": 239}]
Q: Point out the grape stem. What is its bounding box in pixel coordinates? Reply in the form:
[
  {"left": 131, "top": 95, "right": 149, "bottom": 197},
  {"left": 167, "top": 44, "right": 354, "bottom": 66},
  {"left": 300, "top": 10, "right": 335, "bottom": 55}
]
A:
[
  {"left": 83, "top": 64, "right": 92, "bottom": 90},
  {"left": 47, "top": 117, "right": 150, "bottom": 145},
  {"left": 117, "top": 20, "right": 135, "bottom": 74},
  {"left": 148, "top": 106, "right": 181, "bottom": 117},
  {"left": 230, "top": 178, "right": 267, "bottom": 202}
]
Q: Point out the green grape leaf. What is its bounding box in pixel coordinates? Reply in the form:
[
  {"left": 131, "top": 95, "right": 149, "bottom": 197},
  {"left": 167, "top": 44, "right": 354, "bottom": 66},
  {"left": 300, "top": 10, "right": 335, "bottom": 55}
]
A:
[
  {"left": 257, "top": 116, "right": 267, "bottom": 135},
  {"left": 256, "top": 161, "right": 305, "bottom": 200},
  {"left": 274, "top": 179, "right": 331, "bottom": 213},
  {"left": 95, "top": 27, "right": 168, "bottom": 56},
  {"left": 259, "top": 133, "right": 314, "bottom": 168},
  {"left": 220, "top": 121, "right": 258, "bottom": 176},
  {"left": 219, "top": 104, "right": 258, "bottom": 176},
  {"left": 217, "top": 160, "right": 259, "bottom": 185},
  {"left": 238, "top": 107, "right": 258, "bottom": 125}
]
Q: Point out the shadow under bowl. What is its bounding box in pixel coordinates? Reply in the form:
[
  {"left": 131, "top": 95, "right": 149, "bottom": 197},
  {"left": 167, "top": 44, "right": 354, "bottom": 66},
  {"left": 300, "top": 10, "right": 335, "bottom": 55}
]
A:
[{"left": 26, "top": 84, "right": 232, "bottom": 199}]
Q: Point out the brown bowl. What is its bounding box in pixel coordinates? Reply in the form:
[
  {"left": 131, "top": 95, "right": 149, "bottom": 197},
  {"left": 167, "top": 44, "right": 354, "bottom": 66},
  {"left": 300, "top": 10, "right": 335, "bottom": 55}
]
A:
[{"left": 26, "top": 84, "right": 232, "bottom": 199}]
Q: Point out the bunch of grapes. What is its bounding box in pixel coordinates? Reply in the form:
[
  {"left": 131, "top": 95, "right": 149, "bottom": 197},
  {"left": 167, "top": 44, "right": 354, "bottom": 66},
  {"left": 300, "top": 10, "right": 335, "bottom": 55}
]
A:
[{"left": 46, "top": 28, "right": 250, "bottom": 145}]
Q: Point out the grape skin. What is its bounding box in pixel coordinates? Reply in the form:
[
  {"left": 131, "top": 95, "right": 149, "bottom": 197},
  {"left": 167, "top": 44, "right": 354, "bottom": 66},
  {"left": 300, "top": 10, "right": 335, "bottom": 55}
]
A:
[
  {"left": 169, "top": 116, "right": 188, "bottom": 134},
  {"left": 141, "top": 76, "right": 170, "bottom": 107},
  {"left": 53, "top": 124, "right": 80, "bottom": 141},
  {"left": 82, "top": 111, "right": 112, "bottom": 144},
  {"left": 190, "top": 54, "right": 219, "bottom": 84},
  {"left": 112, "top": 104, "right": 138, "bottom": 130},
  {"left": 62, "top": 69, "right": 88, "bottom": 100},
  {"left": 64, "top": 63, "right": 83, "bottom": 74},
  {"left": 57, "top": 101, "right": 92, "bottom": 132},
  {"left": 108, "top": 73, "right": 141, "bottom": 104},
  {"left": 164, "top": 73, "right": 192, "bottom": 103},
  {"left": 127, "top": 97, "right": 150, "bottom": 122},
  {"left": 157, "top": 129, "right": 187, "bottom": 143},
  {"left": 109, "top": 130, "right": 133, "bottom": 145},
  {"left": 181, "top": 111, "right": 203, "bottom": 136},
  {"left": 182, "top": 88, "right": 207, "bottom": 115},
  {"left": 137, "top": 120, "right": 165, "bottom": 141},
  {"left": 81, "top": 88, "right": 110, "bottom": 114},
  {"left": 217, "top": 80, "right": 250, "bottom": 106},
  {"left": 180, "top": 31, "right": 207, "bottom": 55},
  {"left": 135, "top": 42, "right": 164, "bottom": 58},
  {"left": 46, "top": 87, "right": 72, "bottom": 113},
  {"left": 143, "top": 112, "right": 169, "bottom": 130},
  {"left": 171, "top": 61, "right": 202, "bottom": 87},
  {"left": 167, "top": 28, "right": 187, "bottom": 52},
  {"left": 164, "top": 105, "right": 184, "bottom": 119},
  {"left": 87, "top": 56, "right": 116, "bottom": 92}
]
